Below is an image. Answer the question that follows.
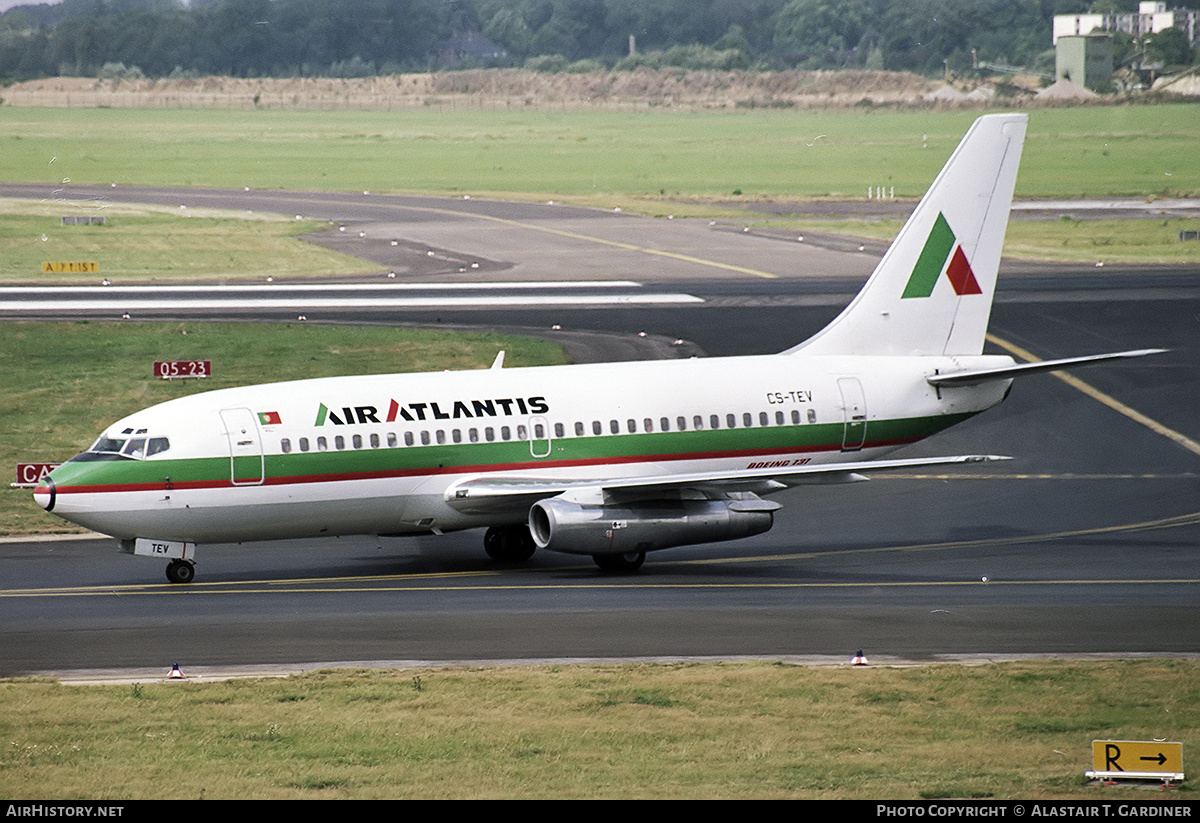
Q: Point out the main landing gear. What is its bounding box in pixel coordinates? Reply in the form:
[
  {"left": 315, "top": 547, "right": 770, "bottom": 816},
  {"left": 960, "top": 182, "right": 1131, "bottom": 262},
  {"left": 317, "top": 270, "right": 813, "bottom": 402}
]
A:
[
  {"left": 483, "top": 525, "right": 536, "bottom": 563},
  {"left": 592, "top": 551, "right": 645, "bottom": 573},
  {"left": 483, "top": 526, "right": 646, "bottom": 573},
  {"left": 165, "top": 559, "right": 196, "bottom": 584}
]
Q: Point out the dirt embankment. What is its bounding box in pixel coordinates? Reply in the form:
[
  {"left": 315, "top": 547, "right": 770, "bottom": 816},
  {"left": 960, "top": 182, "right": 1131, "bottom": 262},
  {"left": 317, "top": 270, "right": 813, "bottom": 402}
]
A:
[{"left": 2, "top": 68, "right": 1012, "bottom": 111}]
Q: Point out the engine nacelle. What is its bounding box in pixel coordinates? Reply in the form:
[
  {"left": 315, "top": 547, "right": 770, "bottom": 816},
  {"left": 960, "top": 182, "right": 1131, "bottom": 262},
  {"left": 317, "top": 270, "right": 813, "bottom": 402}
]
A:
[{"left": 528, "top": 496, "right": 779, "bottom": 556}]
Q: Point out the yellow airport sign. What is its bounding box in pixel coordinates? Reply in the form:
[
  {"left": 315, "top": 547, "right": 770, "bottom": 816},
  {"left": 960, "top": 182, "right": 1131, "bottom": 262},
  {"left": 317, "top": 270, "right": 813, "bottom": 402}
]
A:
[
  {"left": 43, "top": 261, "right": 99, "bottom": 273},
  {"left": 1090, "top": 740, "right": 1183, "bottom": 780}
]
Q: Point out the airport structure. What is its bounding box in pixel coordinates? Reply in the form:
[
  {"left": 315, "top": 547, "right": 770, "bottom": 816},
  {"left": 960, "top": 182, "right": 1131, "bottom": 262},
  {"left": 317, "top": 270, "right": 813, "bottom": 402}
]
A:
[
  {"left": 1053, "top": 2, "right": 1200, "bottom": 47},
  {"left": 1054, "top": 34, "right": 1115, "bottom": 90}
]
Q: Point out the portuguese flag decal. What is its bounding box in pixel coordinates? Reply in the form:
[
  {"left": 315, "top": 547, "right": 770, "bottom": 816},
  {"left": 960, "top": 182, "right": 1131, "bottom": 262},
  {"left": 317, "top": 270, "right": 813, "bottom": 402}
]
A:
[{"left": 901, "top": 212, "right": 982, "bottom": 299}]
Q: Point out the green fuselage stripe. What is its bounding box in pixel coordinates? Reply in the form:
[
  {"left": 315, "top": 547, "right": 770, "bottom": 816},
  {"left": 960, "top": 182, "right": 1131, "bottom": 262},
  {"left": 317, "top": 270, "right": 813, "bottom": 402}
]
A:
[{"left": 49, "top": 412, "right": 977, "bottom": 493}]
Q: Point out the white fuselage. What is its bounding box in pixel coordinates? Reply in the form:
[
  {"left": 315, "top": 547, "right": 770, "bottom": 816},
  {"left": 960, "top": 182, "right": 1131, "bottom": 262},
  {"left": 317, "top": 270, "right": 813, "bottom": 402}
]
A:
[{"left": 39, "top": 352, "right": 1013, "bottom": 544}]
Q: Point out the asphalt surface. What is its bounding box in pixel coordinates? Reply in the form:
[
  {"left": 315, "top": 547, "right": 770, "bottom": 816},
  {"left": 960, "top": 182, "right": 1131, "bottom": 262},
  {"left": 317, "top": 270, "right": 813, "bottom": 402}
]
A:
[{"left": 1, "top": 185, "right": 1197, "bottom": 680}]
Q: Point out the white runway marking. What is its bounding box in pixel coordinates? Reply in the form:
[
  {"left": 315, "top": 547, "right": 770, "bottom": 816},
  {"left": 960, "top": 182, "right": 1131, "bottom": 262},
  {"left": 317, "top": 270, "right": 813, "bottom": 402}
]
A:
[{"left": 0, "top": 282, "right": 704, "bottom": 311}]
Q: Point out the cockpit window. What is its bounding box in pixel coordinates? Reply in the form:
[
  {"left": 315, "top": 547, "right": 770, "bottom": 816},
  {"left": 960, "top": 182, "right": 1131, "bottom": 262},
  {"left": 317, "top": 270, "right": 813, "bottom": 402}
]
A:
[
  {"left": 76, "top": 435, "right": 170, "bottom": 461},
  {"left": 91, "top": 437, "right": 126, "bottom": 453}
]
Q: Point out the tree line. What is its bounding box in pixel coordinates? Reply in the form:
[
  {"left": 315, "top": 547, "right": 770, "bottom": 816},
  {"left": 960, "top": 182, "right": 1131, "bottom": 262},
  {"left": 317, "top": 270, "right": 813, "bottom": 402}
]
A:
[{"left": 0, "top": 0, "right": 1195, "bottom": 82}]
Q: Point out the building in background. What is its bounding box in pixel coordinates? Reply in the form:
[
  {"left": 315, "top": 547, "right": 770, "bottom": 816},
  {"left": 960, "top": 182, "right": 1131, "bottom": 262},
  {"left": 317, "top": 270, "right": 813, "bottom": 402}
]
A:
[{"left": 1053, "top": 2, "right": 1199, "bottom": 47}]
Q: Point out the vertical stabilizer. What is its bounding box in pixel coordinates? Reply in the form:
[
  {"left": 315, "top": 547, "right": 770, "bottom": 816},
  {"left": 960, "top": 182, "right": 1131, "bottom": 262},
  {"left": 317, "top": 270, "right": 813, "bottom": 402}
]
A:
[{"left": 788, "top": 113, "right": 1027, "bottom": 357}]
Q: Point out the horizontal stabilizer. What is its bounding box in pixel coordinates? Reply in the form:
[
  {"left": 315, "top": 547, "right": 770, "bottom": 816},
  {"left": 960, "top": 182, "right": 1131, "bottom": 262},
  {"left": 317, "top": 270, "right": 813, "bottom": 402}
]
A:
[{"left": 928, "top": 349, "right": 1167, "bottom": 387}]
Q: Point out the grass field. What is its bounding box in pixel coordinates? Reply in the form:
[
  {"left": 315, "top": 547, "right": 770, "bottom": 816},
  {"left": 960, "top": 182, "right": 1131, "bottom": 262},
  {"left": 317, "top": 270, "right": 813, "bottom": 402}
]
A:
[
  {"left": 2, "top": 659, "right": 1196, "bottom": 799},
  {"left": 0, "top": 321, "right": 567, "bottom": 534},
  {"left": 3, "top": 105, "right": 1198, "bottom": 200},
  {"left": 0, "top": 199, "right": 370, "bottom": 283}
]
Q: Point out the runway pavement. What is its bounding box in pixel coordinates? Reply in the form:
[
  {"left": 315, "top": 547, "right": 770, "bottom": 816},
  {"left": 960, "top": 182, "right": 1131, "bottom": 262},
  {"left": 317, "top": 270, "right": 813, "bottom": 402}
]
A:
[{"left": 1, "top": 185, "right": 1197, "bottom": 679}]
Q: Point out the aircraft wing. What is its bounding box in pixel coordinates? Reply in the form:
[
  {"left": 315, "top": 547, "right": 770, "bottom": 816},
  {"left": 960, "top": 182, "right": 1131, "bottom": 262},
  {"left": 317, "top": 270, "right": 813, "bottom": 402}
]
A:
[{"left": 444, "top": 454, "right": 1008, "bottom": 514}]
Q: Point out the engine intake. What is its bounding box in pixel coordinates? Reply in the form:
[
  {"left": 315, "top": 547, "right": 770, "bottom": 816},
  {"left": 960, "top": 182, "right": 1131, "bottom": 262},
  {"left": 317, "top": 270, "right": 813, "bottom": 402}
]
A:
[{"left": 528, "top": 496, "right": 778, "bottom": 556}]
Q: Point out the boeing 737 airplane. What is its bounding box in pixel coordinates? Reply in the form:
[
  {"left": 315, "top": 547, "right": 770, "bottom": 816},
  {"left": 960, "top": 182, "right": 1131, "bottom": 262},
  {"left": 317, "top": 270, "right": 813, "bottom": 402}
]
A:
[{"left": 34, "top": 114, "right": 1161, "bottom": 582}]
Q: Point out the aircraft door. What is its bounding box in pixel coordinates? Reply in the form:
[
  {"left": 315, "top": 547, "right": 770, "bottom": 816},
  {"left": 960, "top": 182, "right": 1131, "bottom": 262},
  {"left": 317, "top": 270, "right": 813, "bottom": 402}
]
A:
[
  {"left": 528, "top": 415, "right": 552, "bottom": 458},
  {"left": 219, "top": 408, "right": 265, "bottom": 485},
  {"left": 837, "top": 378, "right": 867, "bottom": 452}
]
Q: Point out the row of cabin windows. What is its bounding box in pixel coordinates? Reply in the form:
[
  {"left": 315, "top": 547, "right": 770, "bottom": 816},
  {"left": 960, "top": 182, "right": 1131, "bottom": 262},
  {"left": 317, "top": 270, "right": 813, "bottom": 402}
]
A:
[{"left": 278, "top": 408, "right": 817, "bottom": 454}]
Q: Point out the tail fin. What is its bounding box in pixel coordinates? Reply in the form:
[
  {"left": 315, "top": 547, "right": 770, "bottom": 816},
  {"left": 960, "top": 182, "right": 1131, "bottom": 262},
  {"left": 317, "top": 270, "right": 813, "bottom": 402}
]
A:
[{"left": 788, "top": 113, "right": 1027, "bottom": 357}]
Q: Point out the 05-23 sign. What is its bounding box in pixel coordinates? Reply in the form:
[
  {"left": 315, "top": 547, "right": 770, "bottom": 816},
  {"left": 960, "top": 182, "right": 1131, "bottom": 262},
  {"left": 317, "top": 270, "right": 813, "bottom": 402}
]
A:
[{"left": 154, "top": 360, "right": 211, "bottom": 379}]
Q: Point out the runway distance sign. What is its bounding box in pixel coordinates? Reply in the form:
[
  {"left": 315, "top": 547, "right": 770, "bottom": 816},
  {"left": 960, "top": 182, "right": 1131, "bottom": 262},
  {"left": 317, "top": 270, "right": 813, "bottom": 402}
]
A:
[
  {"left": 42, "top": 261, "right": 99, "bottom": 273},
  {"left": 1089, "top": 740, "right": 1184, "bottom": 781},
  {"left": 154, "top": 360, "right": 211, "bottom": 379},
  {"left": 14, "top": 463, "right": 59, "bottom": 488}
]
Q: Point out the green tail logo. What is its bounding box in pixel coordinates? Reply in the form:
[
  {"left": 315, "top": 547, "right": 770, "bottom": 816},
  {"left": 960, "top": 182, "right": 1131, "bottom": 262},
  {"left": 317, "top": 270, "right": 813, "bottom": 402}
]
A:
[{"left": 901, "top": 212, "right": 982, "bottom": 299}]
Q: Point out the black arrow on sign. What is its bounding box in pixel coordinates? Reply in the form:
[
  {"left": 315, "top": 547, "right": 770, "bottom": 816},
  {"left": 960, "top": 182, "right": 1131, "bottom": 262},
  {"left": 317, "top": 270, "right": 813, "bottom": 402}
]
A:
[{"left": 1140, "top": 753, "right": 1168, "bottom": 765}]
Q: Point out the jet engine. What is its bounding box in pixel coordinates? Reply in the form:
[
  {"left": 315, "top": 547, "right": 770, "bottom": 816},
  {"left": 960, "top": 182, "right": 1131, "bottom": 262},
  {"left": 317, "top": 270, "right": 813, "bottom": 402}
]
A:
[{"left": 528, "top": 495, "right": 779, "bottom": 556}]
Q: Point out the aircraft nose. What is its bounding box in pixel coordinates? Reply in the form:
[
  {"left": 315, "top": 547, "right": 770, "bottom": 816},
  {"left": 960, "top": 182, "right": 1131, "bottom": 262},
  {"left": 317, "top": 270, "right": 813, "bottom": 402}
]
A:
[{"left": 33, "top": 477, "right": 56, "bottom": 512}]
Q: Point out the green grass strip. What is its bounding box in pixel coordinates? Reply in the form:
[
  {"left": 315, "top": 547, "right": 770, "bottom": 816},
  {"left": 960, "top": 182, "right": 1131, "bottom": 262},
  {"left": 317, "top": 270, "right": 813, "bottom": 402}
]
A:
[{"left": 1, "top": 659, "right": 1196, "bottom": 799}]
